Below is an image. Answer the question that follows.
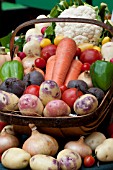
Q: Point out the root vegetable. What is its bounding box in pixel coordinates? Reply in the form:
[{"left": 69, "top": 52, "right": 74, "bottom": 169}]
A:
[
  {"left": 25, "top": 28, "right": 42, "bottom": 42},
  {"left": 30, "top": 154, "right": 59, "bottom": 170},
  {"left": 78, "top": 71, "right": 93, "bottom": 88},
  {"left": 18, "top": 94, "right": 44, "bottom": 116},
  {"left": 22, "top": 55, "right": 39, "bottom": 70},
  {"left": 0, "top": 131, "right": 19, "bottom": 154},
  {"left": 23, "top": 40, "right": 41, "bottom": 57},
  {"left": 84, "top": 132, "right": 106, "bottom": 151},
  {"left": 1, "top": 148, "right": 31, "bottom": 169},
  {"left": 73, "top": 94, "right": 98, "bottom": 115},
  {"left": 57, "top": 148, "right": 82, "bottom": 170},
  {"left": 43, "top": 99, "right": 71, "bottom": 117},
  {"left": 101, "top": 42, "right": 113, "bottom": 61},
  {"left": 35, "top": 15, "right": 50, "bottom": 32},
  {"left": 39, "top": 80, "right": 61, "bottom": 106},
  {"left": 0, "top": 90, "right": 19, "bottom": 111},
  {"left": 95, "top": 138, "right": 113, "bottom": 162},
  {"left": 1, "top": 125, "right": 16, "bottom": 136},
  {"left": 22, "top": 124, "right": 59, "bottom": 156},
  {"left": 64, "top": 136, "right": 92, "bottom": 158}
]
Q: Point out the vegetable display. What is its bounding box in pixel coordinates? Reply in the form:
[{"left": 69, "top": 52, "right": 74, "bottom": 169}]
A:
[{"left": 0, "top": 0, "right": 113, "bottom": 169}]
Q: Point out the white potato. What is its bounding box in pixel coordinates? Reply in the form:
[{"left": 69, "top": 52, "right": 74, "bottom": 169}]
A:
[
  {"left": 0, "top": 90, "right": 19, "bottom": 111},
  {"left": 1, "top": 148, "right": 31, "bottom": 169},
  {"left": 73, "top": 94, "right": 98, "bottom": 115},
  {"left": 95, "top": 138, "right": 113, "bottom": 162},
  {"left": 85, "top": 132, "right": 106, "bottom": 151},
  {"left": 23, "top": 40, "right": 41, "bottom": 57},
  {"left": 30, "top": 154, "right": 59, "bottom": 170},
  {"left": 57, "top": 149, "right": 82, "bottom": 170},
  {"left": 101, "top": 42, "right": 113, "bottom": 61}
]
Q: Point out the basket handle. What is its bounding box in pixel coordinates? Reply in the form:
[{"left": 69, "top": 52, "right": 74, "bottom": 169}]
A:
[{"left": 10, "top": 17, "right": 113, "bottom": 59}]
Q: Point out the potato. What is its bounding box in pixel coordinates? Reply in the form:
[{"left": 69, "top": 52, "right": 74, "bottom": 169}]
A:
[
  {"left": 43, "top": 99, "right": 71, "bottom": 117},
  {"left": 23, "top": 40, "right": 41, "bottom": 57},
  {"left": 1, "top": 148, "right": 31, "bottom": 169},
  {"left": 18, "top": 94, "right": 44, "bottom": 116},
  {"left": 95, "top": 138, "right": 113, "bottom": 162},
  {"left": 39, "top": 80, "right": 61, "bottom": 106},
  {"left": 101, "top": 42, "right": 113, "bottom": 61},
  {"left": 30, "top": 154, "right": 59, "bottom": 170},
  {"left": 85, "top": 132, "right": 106, "bottom": 151},
  {"left": 73, "top": 94, "right": 98, "bottom": 115},
  {"left": 0, "top": 90, "right": 19, "bottom": 111},
  {"left": 57, "top": 149, "right": 82, "bottom": 170}
]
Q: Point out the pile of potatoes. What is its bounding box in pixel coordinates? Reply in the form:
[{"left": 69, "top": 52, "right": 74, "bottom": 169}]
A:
[{"left": 1, "top": 125, "right": 113, "bottom": 170}]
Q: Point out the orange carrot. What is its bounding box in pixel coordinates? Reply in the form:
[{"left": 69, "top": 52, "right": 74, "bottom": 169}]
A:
[
  {"left": 64, "top": 58, "right": 83, "bottom": 86},
  {"left": 45, "top": 55, "right": 56, "bottom": 80},
  {"left": 52, "top": 38, "right": 77, "bottom": 86}
]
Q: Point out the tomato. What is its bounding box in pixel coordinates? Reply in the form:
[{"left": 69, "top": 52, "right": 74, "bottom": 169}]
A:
[
  {"left": 84, "top": 155, "right": 95, "bottom": 167},
  {"left": 75, "top": 47, "right": 81, "bottom": 57},
  {"left": 80, "top": 49, "right": 102, "bottom": 65},
  {"left": 24, "top": 85, "right": 40, "bottom": 97},
  {"left": 41, "top": 44, "right": 57, "bottom": 61},
  {"left": 35, "top": 58, "right": 46, "bottom": 69},
  {"left": 62, "top": 88, "right": 83, "bottom": 108},
  {"left": 17, "top": 52, "right": 26, "bottom": 60},
  {"left": 60, "top": 85, "right": 68, "bottom": 94},
  {"left": 110, "top": 58, "right": 113, "bottom": 63},
  {"left": 81, "top": 63, "right": 90, "bottom": 71},
  {"left": 41, "top": 27, "right": 48, "bottom": 35}
]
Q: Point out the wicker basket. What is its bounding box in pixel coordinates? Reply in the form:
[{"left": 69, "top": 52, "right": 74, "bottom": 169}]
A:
[{"left": 1, "top": 18, "right": 113, "bottom": 137}]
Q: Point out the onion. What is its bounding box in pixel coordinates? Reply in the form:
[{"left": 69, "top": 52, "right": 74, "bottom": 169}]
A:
[
  {"left": 22, "top": 55, "right": 39, "bottom": 69},
  {"left": 64, "top": 136, "right": 92, "bottom": 158},
  {"left": 1, "top": 125, "right": 16, "bottom": 136},
  {"left": 24, "top": 64, "right": 44, "bottom": 76},
  {"left": 0, "top": 131, "right": 19, "bottom": 154},
  {"left": 22, "top": 124, "right": 59, "bottom": 156},
  {"left": 78, "top": 71, "right": 93, "bottom": 88}
]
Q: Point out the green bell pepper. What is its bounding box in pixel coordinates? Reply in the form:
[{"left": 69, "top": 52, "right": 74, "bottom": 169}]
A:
[
  {"left": 0, "top": 60, "right": 24, "bottom": 82},
  {"left": 90, "top": 60, "right": 113, "bottom": 91}
]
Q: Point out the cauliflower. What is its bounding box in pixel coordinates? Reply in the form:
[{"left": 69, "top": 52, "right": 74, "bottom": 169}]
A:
[{"left": 55, "top": 5, "right": 103, "bottom": 45}]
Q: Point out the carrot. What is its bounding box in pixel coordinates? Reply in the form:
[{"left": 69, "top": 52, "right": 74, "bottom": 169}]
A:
[
  {"left": 45, "top": 55, "right": 56, "bottom": 80},
  {"left": 52, "top": 37, "right": 77, "bottom": 86},
  {"left": 64, "top": 58, "right": 83, "bottom": 86}
]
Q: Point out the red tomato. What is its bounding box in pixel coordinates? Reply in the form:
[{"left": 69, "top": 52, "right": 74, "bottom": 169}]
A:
[
  {"left": 62, "top": 88, "right": 83, "bottom": 108},
  {"left": 60, "top": 85, "right": 68, "bottom": 94},
  {"left": 41, "top": 44, "right": 57, "bottom": 61},
  {"left": 17, "top": 52, "right": 26, "bottom": 60},
  {"left": 35, "top": 58, "right": 46, "bottom": 69},
  {"left": 75, "top": 47, "right": 81, "bottom": 57},
  {"left": 84, "top": 155, "right": 95, "bottom": 167},
  {"left": 80, "top": 49, "right": 102, "bottom": 65},
  {"left": 41, "top": 27, "right": 48, "bottom": 34},
  {"left": 81, "top": 63, "right": 90, "bottom": 71},
  {"left": 24, "top": 85, "right": 40, "bottom": 97}
]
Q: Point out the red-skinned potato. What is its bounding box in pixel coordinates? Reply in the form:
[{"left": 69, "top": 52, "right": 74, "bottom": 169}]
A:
[
  {"left": 79, "top": 49, "right": 102, "bottom": 65},
  {"left": 41, "top": 44, "right": 57, "bottom": 61},
  {"left": 43, "top": 99, "right": 71, "bottom": 117},
  {"left": 18, "top": 94, "right": 44, "bottom": 116}
]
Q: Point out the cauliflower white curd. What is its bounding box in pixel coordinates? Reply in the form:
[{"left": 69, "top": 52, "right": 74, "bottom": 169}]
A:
[{"left": 55, "top": 5, "right": 103, "bottom": 45}]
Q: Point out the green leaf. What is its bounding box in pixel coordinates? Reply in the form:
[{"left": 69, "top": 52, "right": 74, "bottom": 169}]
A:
[
  {"left": 14, "top": 34, "right": 25, "bottom": 51},
  {"left": 0, "top": 32, "right": 12, "bottom": 48}
]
